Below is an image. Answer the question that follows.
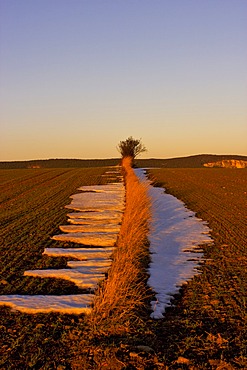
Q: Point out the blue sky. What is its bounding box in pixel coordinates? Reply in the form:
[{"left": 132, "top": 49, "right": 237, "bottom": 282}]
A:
[{"left": 1, "top": 0, "right": 247, "bottom": 160}]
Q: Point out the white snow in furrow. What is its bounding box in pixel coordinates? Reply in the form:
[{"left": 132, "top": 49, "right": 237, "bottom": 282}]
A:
[
  {"left": 59, "top": 224, "right": 121, "bottom": 233},
  {"left": 101, "top": 173, "right": 123, "bottom": 179},
  {"left": 67, "top": 211, "right": 123, "bottom": 225},
  {"left": 68, "top": 194, "right": 122, "bottom": 202},
  {"left": 52, "top": 232, "right": 118, "bottom": 246},
  {"left": 65, "top": 204, "right": 124, "bottom": 212},
  {"left": 68, "top": 218, "right": 121, "bottom": 225},
  {"left": 0, "top": 169, "right": 124, "bottom": 314},
  {"left": 24, "top": 269, "right": 105, "bottom": 288},
  {"left": 65, "top": 184, "right": 125, "bottom": 212},
  {"left": 67, "top": 259, "right": 112, "bottom": 268},
  {"left": 71, "top": 192, "right": 124, "bottom": 201},
  {"left": 43, "top": 247, "right": 115, "bottom": 260},
  {"left": 0, "top": 295, "right": 93, "bottom": 314},
  {"left": 134, "top": 169, "right": 212, "bottom": 319},
  {"left": 78, "top": 183, "right": 125, "bottom": 192},
  {"left": 67, "top": 210, "right": 122, "bottom": 220}
]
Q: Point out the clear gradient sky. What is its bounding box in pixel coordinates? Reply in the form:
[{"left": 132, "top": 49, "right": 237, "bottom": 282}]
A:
[{"left": 1, "top": 0, "right": 247, "bottom": 161}]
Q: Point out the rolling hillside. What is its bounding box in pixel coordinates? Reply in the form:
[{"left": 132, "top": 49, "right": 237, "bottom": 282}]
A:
[
  {"left": 136, "top": 154, "right": 247, "bottom": 168},
  {"left": 1, "top": 154, "right": 247, "bottom": 169}
]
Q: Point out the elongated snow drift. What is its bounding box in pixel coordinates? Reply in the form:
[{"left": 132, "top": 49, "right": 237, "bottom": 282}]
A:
[
  {"left": 24, "top": 269, "right": 105, "bottom": 288},
  {"left": 134, "top": 169, "right": 212, "bottom": 319},
  {"left": 67, "top": 210, "right": 122, "bottom": 220},
  {"left": 59, "top": 224, "right": 121, "bottom": 233},
  {"left": 43, "top": 247, "right": 115, "bottom": 260},
  {"left": 52, "top": 232, "right": 118, "bottom": 246},
  {"left": 0, "top": 294, "right": 94, "bottom": 314}
]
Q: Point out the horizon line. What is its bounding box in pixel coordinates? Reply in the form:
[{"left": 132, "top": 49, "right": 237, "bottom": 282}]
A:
[{"left": 1, "top": 153, "right": 247, "bottom": 163}]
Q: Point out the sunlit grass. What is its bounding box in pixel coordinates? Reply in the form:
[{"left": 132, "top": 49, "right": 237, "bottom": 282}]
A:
[{"left": 88, "top": 156, "right": 151, "bottom": 335}]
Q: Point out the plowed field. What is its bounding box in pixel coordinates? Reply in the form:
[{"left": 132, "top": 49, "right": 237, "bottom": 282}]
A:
[
  {"left": 147, "top": 168, "right": 247, "bottom": 367},
  {"left": 0, "top": 168, "right": 108, "bottom": 368},
  {"left": 1, "top": 167, "right": 247, "bottom": 369}
]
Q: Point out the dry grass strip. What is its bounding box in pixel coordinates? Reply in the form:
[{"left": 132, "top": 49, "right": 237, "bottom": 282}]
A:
[{"left": 88, "top": 157, "right": 151, "bottom": 336}]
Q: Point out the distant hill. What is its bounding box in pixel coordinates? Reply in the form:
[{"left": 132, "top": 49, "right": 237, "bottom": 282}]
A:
[
  {"left": 1, "top": 154, "right": 247, "bottom": 169},
  {"left": 0, "top": 158, "right": 120, "bottom": 169},
  {"left": 135, "top": 154, "right": 247, "bottom": 168}
]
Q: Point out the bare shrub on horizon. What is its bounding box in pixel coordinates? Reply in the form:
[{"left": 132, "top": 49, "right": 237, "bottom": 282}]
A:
[{"left": 117, "top": 137, "right": 147, "bottom": 167}]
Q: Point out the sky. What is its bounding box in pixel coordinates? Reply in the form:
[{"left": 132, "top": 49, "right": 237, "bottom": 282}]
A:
[{"left": 1, "top": 0, "right": 247, "bottom": 161}]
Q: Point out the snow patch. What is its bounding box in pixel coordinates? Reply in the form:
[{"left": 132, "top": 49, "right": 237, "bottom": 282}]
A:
[
  {"left": 43, "top": 247, "right": 114, "bottom": 260},
  {"left": 78, "top": 184, "right": 125, "bottom": 192},
  {"left": 24, "top": 269, "right": 105, "bottom": 288},
  {"left": 67, "top": 259, "right": 112, "bottom": 268},
  {"left": 0, "top": 294, "right": 93, "bottom": 314},
  {"left": 68, "top": 218, "right": 121, "bottom": 225},
  {"left": 65, "top": 204, "right": 124, "bottom": 212},
  {"left": 135, "top": 169, "right": 212, "bottom": 319},
  {"left": 66, "top": 184, "right": 125, "bottom": 213},
  {"left": 52, "top": 232, "right": 118, "bottom": 246},
  {"left": 59, "top": 224, "right": 121, "bottom": 233},
  {"left": 67, "top": 211, "right": 122, "bottom": 220}
]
